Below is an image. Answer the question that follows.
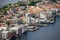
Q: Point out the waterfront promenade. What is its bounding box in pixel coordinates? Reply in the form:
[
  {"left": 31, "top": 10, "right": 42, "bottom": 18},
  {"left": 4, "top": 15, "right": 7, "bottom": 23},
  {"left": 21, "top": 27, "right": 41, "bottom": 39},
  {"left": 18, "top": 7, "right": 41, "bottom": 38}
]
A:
[
  {"left": 17, "top": 16, "right": 60, "bottom": 40},
  {"left": 0, "top": 0, "right": 60, "bottom": 40}
]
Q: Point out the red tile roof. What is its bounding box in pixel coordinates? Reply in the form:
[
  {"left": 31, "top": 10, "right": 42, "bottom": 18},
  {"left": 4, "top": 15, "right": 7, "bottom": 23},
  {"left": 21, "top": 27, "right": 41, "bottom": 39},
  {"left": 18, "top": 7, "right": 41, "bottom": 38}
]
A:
[
  {"left": 0, "top": 23, "right": 7, "bottom": 27},
  {"left": 28, "top": 6, "right": 44, "bottom": 13}
]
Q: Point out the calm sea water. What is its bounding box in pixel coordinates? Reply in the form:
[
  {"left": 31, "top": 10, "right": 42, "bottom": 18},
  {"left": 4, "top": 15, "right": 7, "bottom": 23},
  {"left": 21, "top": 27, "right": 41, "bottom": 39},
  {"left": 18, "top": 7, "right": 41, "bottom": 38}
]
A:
[
  {"left": 0, "top": 0, "right": 60, "bottom": 40},
  {"left": 17, "top": 16, "right": 60, "bottom": 40}
]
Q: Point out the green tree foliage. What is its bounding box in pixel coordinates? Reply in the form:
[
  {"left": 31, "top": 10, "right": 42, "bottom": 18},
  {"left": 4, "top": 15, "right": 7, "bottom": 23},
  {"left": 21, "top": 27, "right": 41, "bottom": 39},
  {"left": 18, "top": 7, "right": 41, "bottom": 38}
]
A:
[
  {"left": 17, "top": 1, "right": 21, "bottom": 6},
  {"left": 8, "top": 4, "right": 12, "bottom": 8},
  {"left": 50, "top": 0, "right": 56, "bottom": 2},
  {"left": 5, "top": 21, "right": 10, "bottom": 26},
  {"left": 13, "top": 1, "right": 26, "bottom": 7},
  {"left": 0, "top": 8, "right": 1, "bottom": 10},
  {"left": 0, "top": 4, "right": 12, "bottom": 15},
  {"left": 0, "top": 10, "right": 7, "bottom": 15},
  {"left": 28, "top": 1, "right": 36, "bottom": 6},
  {"left": 33, "top": 0, "right": 42, "bottom": 2},
  {"left": 0, "top": 0, "right": 43, "bottom": 15},
  {"left": 27, "top": 0, "right": 42, "bottom": 6},
  {"left": 0, "top": 6, "right": 8, "bottom": 15}
]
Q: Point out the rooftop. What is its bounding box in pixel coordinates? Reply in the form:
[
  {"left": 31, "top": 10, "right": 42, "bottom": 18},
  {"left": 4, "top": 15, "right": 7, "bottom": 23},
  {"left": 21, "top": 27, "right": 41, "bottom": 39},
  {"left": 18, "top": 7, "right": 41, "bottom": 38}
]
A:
[{"left": 28, "top": 6, "right": 44, "bottom": 13}]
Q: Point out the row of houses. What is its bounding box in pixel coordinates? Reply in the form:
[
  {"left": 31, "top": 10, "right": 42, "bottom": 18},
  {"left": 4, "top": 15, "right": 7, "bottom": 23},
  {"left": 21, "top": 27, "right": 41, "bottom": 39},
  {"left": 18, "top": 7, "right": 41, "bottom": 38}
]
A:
[
  {"left": 0, "top": 24, "right": 28, "bottom": 40},
  {"left": 0, "top": 5, "right": 27, "bottom": 40},
  {"left": 0, "top": 1, "right": 60, "bottom": 40}
]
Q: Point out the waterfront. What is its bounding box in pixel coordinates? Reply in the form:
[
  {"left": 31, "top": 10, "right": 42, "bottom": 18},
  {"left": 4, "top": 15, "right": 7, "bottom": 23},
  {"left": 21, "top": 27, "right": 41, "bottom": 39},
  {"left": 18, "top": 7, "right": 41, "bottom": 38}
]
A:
[
  {"left": 0, "top": 0, "right": 60, "bottom": 40},
  {"left": 17, "top": 16, "right": 60, "bottom": 40}
]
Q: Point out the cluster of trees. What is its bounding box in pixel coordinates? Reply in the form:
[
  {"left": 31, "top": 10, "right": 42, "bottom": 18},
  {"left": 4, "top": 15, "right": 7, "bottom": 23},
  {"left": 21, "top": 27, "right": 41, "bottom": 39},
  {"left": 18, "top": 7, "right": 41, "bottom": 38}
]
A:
[
  {"left": 0, "top": 4, "right": 11, "bottom": 15},
  {"left": 27, "top": 0, "right": 42, "bottom": 6},
  {"left": 0, "top": 1, "right": 25, "bottom": 15},
  {"left": 0, "top": 0, "right": 42, "bottom": 15},
  {"left": 50, "top": 0, "right": 57, "bottom": 2}
]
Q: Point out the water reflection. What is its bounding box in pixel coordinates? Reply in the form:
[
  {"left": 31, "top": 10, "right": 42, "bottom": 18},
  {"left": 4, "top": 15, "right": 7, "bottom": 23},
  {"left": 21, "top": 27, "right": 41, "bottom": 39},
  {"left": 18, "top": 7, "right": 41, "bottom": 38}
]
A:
[
  {"left": 17, "top": 32, "right": 28, "bottom": 40},
  {"left": 1, "top": 16, "right": 60, "bottom": 40},
  {"left": 10, "top": 36, "right": 16, "bottom": 40}
]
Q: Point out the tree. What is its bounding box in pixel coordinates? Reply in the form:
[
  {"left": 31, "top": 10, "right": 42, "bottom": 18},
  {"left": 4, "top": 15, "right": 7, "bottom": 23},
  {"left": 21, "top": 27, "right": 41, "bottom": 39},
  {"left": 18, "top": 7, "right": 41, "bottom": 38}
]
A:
[
  {"left": 5, "top": 21, "right": 10, "bottom": 26},
  {"left": 33, "top": 0, "right": 42, "bottom": 2},
  {"left": 27, "top": 0, "right": 42, "bottom": 6},
  {"left": 50, "top": 0, "right": 56, "bottom": 2},
  {"left": 13, "top": 3, "right": 19, "bottom": 7},
  {"left": 0, "top": 8, "right": 1, "bottom": 10},
  {"left": 0, "top": 9, "right": 8, "bottom": 15},
  {"left": 1, "top": 7, "right": 8, "bottom": 15},
  {"left": 17, "top": 1, "right": 21, "bottom": 6},
  {"left": 8, "top": 4, "right": 12, "bottom": 8},
  {"left": 28, "top": 1, "right": 36, "bottom": 6}
]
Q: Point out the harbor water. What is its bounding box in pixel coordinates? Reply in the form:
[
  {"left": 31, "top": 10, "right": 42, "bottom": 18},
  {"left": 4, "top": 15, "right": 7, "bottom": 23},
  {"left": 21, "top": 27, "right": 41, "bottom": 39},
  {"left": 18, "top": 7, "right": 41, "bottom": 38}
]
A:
[
  {"left": 16, "top": 16, "right": 60, "bottom": 40},
  {"left": 0, "top": 0, "right": 60, "bottom": 40}
]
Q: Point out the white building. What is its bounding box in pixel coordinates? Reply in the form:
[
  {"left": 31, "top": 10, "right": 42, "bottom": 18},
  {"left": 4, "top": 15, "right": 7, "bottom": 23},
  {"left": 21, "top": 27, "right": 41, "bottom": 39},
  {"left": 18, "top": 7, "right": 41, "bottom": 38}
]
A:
[
  {"left": 25, "top": 13, "right": 37, "bottom": 24},
  {"left": 25, "top": 13, "right": 31, "bottom": 24},
  {"left": 19, "top": 24, "right": 28, "bottom": 33},
  {"left": 2, "top": 31, "right": 10, "bottom": 39},
  {"left": 39, "top": 11, "right": 47, "bottom": 22},
  {"left": 9, "top": 24, "right": 28, "bottom": 35}
]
